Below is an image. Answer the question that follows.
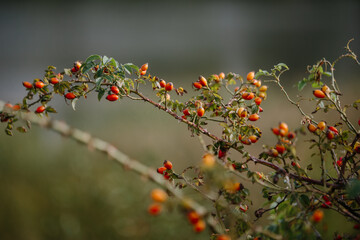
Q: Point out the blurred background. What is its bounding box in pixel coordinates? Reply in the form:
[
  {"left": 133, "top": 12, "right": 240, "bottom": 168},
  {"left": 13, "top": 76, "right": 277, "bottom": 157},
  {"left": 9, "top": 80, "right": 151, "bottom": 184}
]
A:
[{"left": 0, "top": 1, "right": 359, "bottom": 239}]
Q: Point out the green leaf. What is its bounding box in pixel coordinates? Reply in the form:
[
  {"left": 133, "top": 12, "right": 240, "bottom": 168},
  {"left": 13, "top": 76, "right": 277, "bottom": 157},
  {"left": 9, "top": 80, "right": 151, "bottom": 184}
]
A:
[
  {"left": 298, "top": 80, "right": 307, "bottom": 91},
  {"left": 311, "top": 81, "right": 322, "bottom": 88},
  {"left": 81, "top": 62, "right": 95, "bottom": 74},
  {"left": 95, "top": 78, "right": 103, "bottom": 89},
  {"left": 5, "top": 129, "right": 13, "bottom": 136},
  {"left": 123, "top": 63, "right": 139, "bottom": 74},
  {"left": 45, "top": 106, "right": 57, "bottom": 113},
  {"left": 102, "top": 56, "right": 110, "bottom": 65},
  {"left": 97, "top": 88, "right": 105, "bottom": 101},
  {"left": 277, "top": 63, "right": 289, "bottom": 70},
  {"left": 84, "top": 54, "right": 101, "bottom": 64},
  {"left": 299, "top": 194, "right": 310, "bottom": 207},
  {"left": 347, "top": 179, "right": 360, "bottom": 198},
  {"left": 323, "top": 71, "right": 332, "bottom": 77}
]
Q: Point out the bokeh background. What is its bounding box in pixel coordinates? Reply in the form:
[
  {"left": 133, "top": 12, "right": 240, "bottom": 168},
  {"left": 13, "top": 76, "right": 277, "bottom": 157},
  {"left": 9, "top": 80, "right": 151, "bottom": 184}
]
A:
[{"left": 0, "top": 1, "right": 359, "bottom": 239}]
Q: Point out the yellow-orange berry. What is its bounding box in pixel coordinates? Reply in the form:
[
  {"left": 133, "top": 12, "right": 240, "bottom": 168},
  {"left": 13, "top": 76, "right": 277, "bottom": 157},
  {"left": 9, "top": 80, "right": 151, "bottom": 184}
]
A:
[
  {"left": 50, "top": 77, "right": 59, "bottom": 84},
  {"left": 259, "top": 85, "right": 268, "bottom": 92},
  {"left": 237, "top": 107, "right": 247, "bottom": 118},
  {"left": 197, "top": 107, "right": 205, "bottom": 117},
  {"left": 317, "top": 121, "right": 326, "bottom": 131},
  {"left": 199, "top": 76, "right": 207, "bottom": 86},
  {"left": 202, "top": 153, "right": 215, "bottom": 167},
  {"left": 247, "top": 71, "right": 255, "bottom": 81},
  {"left": 312, "top": 209, "right": 324, "bottom": 222},
  {"left": 279, "top": 122, "right": 288, "bottom": 133},
  {"left": 308, "top": 123, "right": 317, "bottom": 133},
  {"left": 269, "top": 148, "right": 279, "bottom": 157},
  {"left": 151, "top": 189, "right": 168, "bottom": 203},
  {"left": 193, "top": 220, "right": 206, "bottom": 232},
  {"left": 219, "top": 72, "right": 225, "bottom": 79},
  {"left": 249, "top": 135, "right": 258, "bottom": 143},
  {"left": 141, "top": 63, "right": 148, "bottom": 71},
  {"left": 258, "top": 92, "right": 266, "bottom": 99}
]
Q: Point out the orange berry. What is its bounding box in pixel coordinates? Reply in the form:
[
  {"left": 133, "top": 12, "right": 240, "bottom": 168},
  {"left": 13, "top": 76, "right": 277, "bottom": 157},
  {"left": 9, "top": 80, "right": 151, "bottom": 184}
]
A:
[
  {"left": 321, "top": 85, "right": 330, "bottom": 94},
  {"left": 287, "top": 131, "right": 296, "bottom": 139},
  {"left": 65, "top": 92, "right": 76, "bottom": 100},
  {"left": 254, "top": 97, "right": 262, "bottom": 105},
  {"left": 140, "top": 70, "right": 147, "bottom": 76},
  {"left": 187, "top": 211, "right": 200, "bottom": 224},
  {"left": 36, "top": 106, "right": 45, "bottom": 113},
  {"left": 234, "top": 86, "right": 240, "bottom": 92},
  {"left": 249, "top": 135, "right": 258, "bottom": 143},
  {"left": 163, "top": 160, "right": 173, "bottom": 170},
  {"left": 199, "top": 76, "right": 207, "bottom": 86},
  {"left": 111, "top": 86, "right": 120, "bottom": 94},
  {"left": 202, "top": 153, "right": 215, "bottom": 167},
  {"left": 259, "top": 85, "right": 268, "bottom": 92},
  {"left": 94, "top": 65, "right": 99, "bottom": 71},
  {"left": 313, "top": 89, "right": 326, "bottom": 98},
  {"left": 242, "top": 92, "right": 254, "bottom": 100},
  {"left": 248, "top": 113, "right": 259, "bottom": 121},
  {"left": 35, "top": 81, "right": 45, "bottom": 89},
  {"left": 241, "top": 138, "right": 251, "bottom": 145},
  {"left": 50, "top": 77, "right": 59, "bottom": 84},
  {"left": 328, "top": 126, "right": 338, "bottom": 135},
  {"left": 216, "top": 234, "right": 231, "bottom": 240},
  {"left": 279, "top": 129, "right": 287, "bottom": 137},
  {"left": 219, "top": 72, "right": 225, "bottom": 79},
  {"left": 317, "top": 121, "right": 326, "bottom": 131},
  {"left": 197, "top": 107, "right": 205, "bottom": 117},
  {"left": 165, "top": 82, "right": 173, "bottom": 91},
  {"left": 157, "top": 167, "right": 167, "bottom": 174},
  {"left": 193, "top": 82, "right": 203, "bottom": 89},
  {"left": 237, "top": 107, "right": 247, "bottom": 118},
  {"left": 247, "top": 71, "right": 255, "bottom": 81},
  {"left": 308, "top": 123, "right": 317, "bottom": 133},
  {"left": 259, "top": 107, "right": 263, "bottom": 112},
  {"left": 254, "top": 80, "right": 261, "bottom": 88},
  {"left": 279, "top": 122, "right": 288, "bottom": 133},
  {"left": 148, "top": 203, "right": 162, "bottom": 216},
  {"left": 141, "top": 63, "right": 148, "bottom": 71},
  {"left": 213, "top": 74, "right": 220, "bottom": 82},
  {"left": 106, "top": 94, "right": 119, "bottom": 102},
  {"left": 12, "top": 104, "right": 21, "bottom": 111},
  {"left": 272, "top": 128, "right": 280, "bottom": 135},
  {"left": 258, "top": 92, "right": 266, "bottom": 99},
  {"left": 23, "top": 81, "right": 33, "bottom": 89},
  {"left": 269, "top": 148, "right": 279, "bottom": 157},
  {"left": 312, "top": 209, "right": 324, "bottom": 222},
  {"left": 159, "top": 80, "right": 166, "bottom": 88},
  {"left": 193, "top": 220, "right": 206, "bottom": 233},
  {"left": 183, "top": 108, "right": 190, "bottom": 116},
  {"left": 74, "top": 61, "right": 82, "bottom": 71},
  {"left": 151, "top": 189, "right": 168, "bottom": 203},
  {"left": 276, "top": 144, "right": 286, "bottom": 154}
]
